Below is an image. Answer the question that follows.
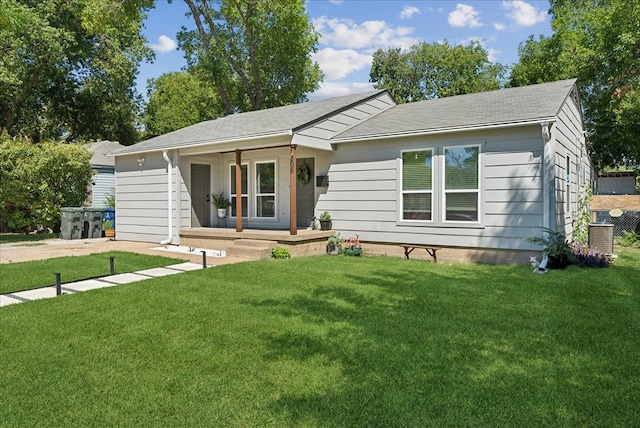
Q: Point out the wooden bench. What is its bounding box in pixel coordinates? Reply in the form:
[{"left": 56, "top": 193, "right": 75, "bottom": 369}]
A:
[{"left": 399, "top": 244, "right": 442, "bottom": 262}]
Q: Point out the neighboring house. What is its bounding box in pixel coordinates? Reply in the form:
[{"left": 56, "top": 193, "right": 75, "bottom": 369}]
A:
[
  {"left": 87, "top": 140, "right": 123, "bottom": 208},
  {"left": 111, "top": 79, "right": 593, "bottom": 261},
  {"left": 596, "top": 172, "right": 637, "bottom": 195}
]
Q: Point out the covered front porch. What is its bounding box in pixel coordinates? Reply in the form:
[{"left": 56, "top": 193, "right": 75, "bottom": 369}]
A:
[{"left": 179, "top": 227, "right": 335, "bottom": 258}]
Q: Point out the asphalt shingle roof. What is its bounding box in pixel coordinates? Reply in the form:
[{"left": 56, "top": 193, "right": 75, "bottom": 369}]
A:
[
  {"left": 113, "top": 90, "right": 386, "bottom": 155},
  {"left": 333, "top": 79, "right": 578, "bottom": 141},
  {"left": 89, "top": 140, "right": 123, "bottom": 166}
]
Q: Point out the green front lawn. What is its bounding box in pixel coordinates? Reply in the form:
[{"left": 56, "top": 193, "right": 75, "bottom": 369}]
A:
[
  {"left": 1, "top": 249, "right": 639, "bottom": 427},
  {"left": 0, "top": 233, "right": 57, "bottom": 243},
  {"left": 0, "top": 251, "right": 184, "bottom": 294}
]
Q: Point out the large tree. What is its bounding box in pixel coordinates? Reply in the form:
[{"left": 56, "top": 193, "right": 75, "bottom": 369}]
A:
[
  {"left": 370, "top": 40, "right": 506, "bottom": 103},
  {"left": 0, "top": 0, "right": 154, "bottom": 145},
  {"left": 510, "top": 0, "right": 640, "bottom": 169},
  {"left": 142, "top": 71, "right": 223, "bottom": 138},
  {"left": 177, "top": 0, "right": 322, "bottom": 114}
]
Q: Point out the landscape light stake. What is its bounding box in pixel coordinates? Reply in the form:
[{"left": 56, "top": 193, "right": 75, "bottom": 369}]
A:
[
  {"left": 110, "top": 256, "right": 115, "bottom": 275},
  {"left": 55, "top": 272, "right": 61, "bottom": 296},
  {"left": 201, "top": 251, "right": 207, "bottom": 269}
]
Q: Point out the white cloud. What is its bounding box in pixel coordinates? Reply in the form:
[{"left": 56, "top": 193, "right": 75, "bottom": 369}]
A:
[
  {"left": 494, "top": 22, "right": 507, "bottom": 31},
  {"left": 312, "top": 48, "right": 372, "bottom": 80},
  {"left": 487, "top": 48, "right": 500, "bottom": 62},
  {"left": 400, "top": 5, "right": 421, "bottom": 20},
  {"left": 328, "top": 0, "right": 343, "bottom": 4},
  {"left": 448, "top": 4, "right": 482, "bottom": 28},
  {"left": 150, "top": 35, "right": 177, "bottom": 54},
  {"left": 313, "top": 16, "right": 418, "bottom": 50},
  {"left": 308, "top": 81, "right": 375, "bottom": 101},
  {"left": 502, "top": 1, "right": 547, "bottom": 27}
]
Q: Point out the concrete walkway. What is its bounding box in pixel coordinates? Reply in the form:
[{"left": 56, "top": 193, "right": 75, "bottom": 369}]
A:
[
  {"left": 0, "top": 237, "right": 253, "bottom": 308},
  {"left": 0, "top": 261, "right": 207, "bottom": 307}
]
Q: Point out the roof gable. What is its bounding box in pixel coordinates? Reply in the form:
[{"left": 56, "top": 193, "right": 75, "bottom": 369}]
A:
[
  {"left": 333, "top": 79, "right": 579, "bottom": 141},
  {"left": 113, "top": 90, "right": 388, "bottom": 155}
]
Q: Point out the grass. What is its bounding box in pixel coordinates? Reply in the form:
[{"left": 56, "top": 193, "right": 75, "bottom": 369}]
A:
[
  {"left": 0, "top": 251, "right": 184, "bottom": 294},
  {"left": 0, "top": 233, "right": 57, "bottom": 243},
  {"left": 1, "top": 248, "right": 639, "bottom": 427}
]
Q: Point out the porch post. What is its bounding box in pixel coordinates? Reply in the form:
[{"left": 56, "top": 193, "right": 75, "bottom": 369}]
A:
[
  {"left": 235, "top": 149, "right": 243, "bottom": 232},
  {"left": 289, "top": 144, "right": 297, "bottom": 235}
]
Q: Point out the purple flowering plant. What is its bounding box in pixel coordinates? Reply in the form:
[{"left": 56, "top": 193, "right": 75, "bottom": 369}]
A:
[{"left": 570, "top": 242, "right": 612, "bottom": 268}]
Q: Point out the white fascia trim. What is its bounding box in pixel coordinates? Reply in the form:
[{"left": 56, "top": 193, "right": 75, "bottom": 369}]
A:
[
  {"left": 331, "top": 118, "right": 558, "bottom": 143},
  {"left": 111, "top": 130, "right": 294, "bottom": 157}
]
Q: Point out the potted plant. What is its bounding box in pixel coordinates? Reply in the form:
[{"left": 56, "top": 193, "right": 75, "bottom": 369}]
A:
[
  {"left": 326, "top": 233, "right": 342, "bottom": 255},
  {"left": 344, "top": 235, "right": 363, "bottom": 256},
  {"left": 526, "top": 227, "right": 573, "bottom": 269},
  {"left": 319, "top": 211, "right": 332, "bottom": 230},
  {"left": 211, "top": 192, "right": 232, "bottom": 218},
  {"left": 103, "top": 220, "right": 115, "bottom": 239}
]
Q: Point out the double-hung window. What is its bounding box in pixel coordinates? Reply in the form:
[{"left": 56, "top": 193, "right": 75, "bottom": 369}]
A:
[
  {"left": 444, "top": 146, "right": 480, "bottom": 222},
  {"left": 255, "top": 161, "right": 276, "bottom": 218},
  {"left": 401, "top": 149, "right": 433, "bottom": 221},
  {"left": 230, "top": 164, "right": 248, "bottom": 218}
]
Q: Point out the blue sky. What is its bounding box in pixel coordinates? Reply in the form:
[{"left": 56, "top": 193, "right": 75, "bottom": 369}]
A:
[{"left": 138, "top": 1, "right": 553, "bottom": 101}]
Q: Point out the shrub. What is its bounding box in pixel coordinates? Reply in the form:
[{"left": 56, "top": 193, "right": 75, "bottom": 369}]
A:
[
  {"left": 570, "top": 242, "right": 611, "bottom": 268},
  {"left": 271, "top": 246, "right": 290, "bottom": 259},
  {"left": 526, "top": 227, "right": 573, "bottom": 261},
  {"left": 617, "top": 231, "right": 640, "bottom": 248}
]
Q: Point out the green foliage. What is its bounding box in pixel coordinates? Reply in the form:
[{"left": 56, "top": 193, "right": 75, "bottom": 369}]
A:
[
  {"left": 618, "top": 230, "right": 640, "bottom": 247},
  {"left": 327, "top": 232, "right": 342, "bottom": 246},
  {"left": 210, "top": 192, "right": 231, "bottom": 209},
  {"left": 573, "top": 184, "right": 593, "bottom": 244},
  {"left": 178, "top": 0, "right": 322, "bottom": 114},
  {"left": 1, "top": 253, "right": 640, "bottom": 425},
  {"left": 370, "top": 40, "right": 506, "bottom": 103},
  {"left": 270, "top": 246, "right": 291, "bottom": 259},
  {"left": 104, "top": 187, "right": 115, "bottom": 208},
  {"left": 0, "top": 251, "right": 183, "bottom": 294},
  {"left": 509, "top": 0, "right": 640, "bottom": 169},
  {"left": 102, "top": 220, "right": 113, "bottom": 230},
  {"left": 526, "top": 227, "right": 573, "bottom": 261},
  {"left": 0, "top": 138, "right": 92, "bottom": 231},
  {"left": 142, "top": 71, "right": 223, "bottom": 138},
  {"left": 0, "top": 0, "right": 153, "bottom": 144},
  {"left": 319, "top": 211, "right": 331, "bottom": 220}
]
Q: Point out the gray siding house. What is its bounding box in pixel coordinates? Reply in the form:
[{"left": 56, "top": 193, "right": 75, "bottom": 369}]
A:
[
  {"left": 111, "top": 79, "right": 593, "bottom": 260},
  {"left": 88, "top": 140, "right": 123, "bottom": 208}
]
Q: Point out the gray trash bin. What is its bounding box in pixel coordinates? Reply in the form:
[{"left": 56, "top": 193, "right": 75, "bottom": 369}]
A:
[
  {"left": 60, "top": 207, "right": 83, "bottom": 240},
  {"left": 83, "top": 207, "right": 104, "bottom": 238}
]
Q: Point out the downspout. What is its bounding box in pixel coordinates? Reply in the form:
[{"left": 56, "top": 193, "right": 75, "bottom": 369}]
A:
[
  {"left": 161, "top": 150, "right": 173, "bottom": 245},
  {"left": 541, "top": 122, "right": 554, "bottom": 230}
]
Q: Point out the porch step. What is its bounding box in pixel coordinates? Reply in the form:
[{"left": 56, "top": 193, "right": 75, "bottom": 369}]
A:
[
  {"left": 225, "top": 239, "right": 279, "bottom": 259},
  {"left": 233, "top": 239, "right": 278, "bottom": 248}
]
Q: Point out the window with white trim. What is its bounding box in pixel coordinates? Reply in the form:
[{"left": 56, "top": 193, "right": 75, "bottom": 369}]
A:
[
  {"left": 444, "top": 146, "right": 480, "bottom": 222},
  {"left": 401, "top": 149, "right": 433, "bottom": 221},
  {"left": 255, "top": 161, "right": 276, "bottom": 218},
  {"left": 230, "top": 164, "right": 248, "bottom": 218}
]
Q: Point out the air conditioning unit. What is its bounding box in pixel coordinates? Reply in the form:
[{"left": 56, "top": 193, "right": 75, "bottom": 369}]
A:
[{"left": 588, "top": 223, "right": 614, "bottom": 254}]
